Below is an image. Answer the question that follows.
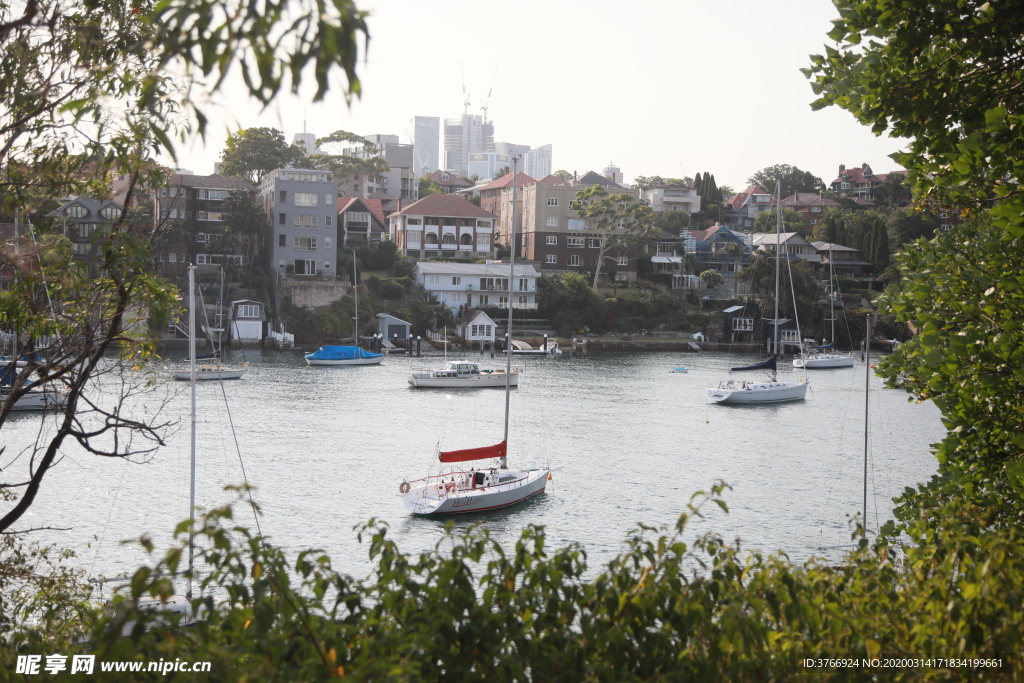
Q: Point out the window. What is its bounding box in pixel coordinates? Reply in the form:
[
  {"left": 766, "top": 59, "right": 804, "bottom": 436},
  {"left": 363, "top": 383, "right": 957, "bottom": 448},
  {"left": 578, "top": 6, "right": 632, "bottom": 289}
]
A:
[
  {"left": 169, "top": 187, "right": 178, "bottom": 197},
  {"left": 326, "top": 216, "right": 333, "bottom": 227},
  {"left": 159, "top": 253, "right": 165, "bottom": 262},
  {"left": 73, "top": 242, "right": 91, "bottom": 255},
  {"left": 325, "top": 195, "right": 333, "bottom": 205},
  {"left": 518, "top": 278, "right": 529, "bottom": 292},
  {"left": 279, "top": 234, "right": 286, "bottom": 247},
  {"left": 545, "top": 254, "right": 557, "bottom": 264},
  {"left": 477, "top": 220, "right": 491, "bottom": 228},
  {"left": 547, "top": 197, "right": 558, "bottom": 206},
  {"left": 279, "top": 213, "right": 286, "bottom": 225},
  {"left": 169, "top": 209, "right": 178, "bottom": 219},
  {"left": 324, "top": 262, "right": 331, "bottom": 269},
  {"left": 160, "top": 188, "right": 168, "bottom": 197},
  {"left": 476, "top": 234, "right": 490, "bottom": 246},
  {"left": 479, "top": 295, "right": 489, "bottom": 306},
  {"left": 200, "top": 211, "right": 226, "bottom": 221},
  {"left": 294, "top": 259, "right": 317, "bottom": 275},
  {"left": 100, "top": 205, "right": 121, "bottom": 220},
  {"left": 198, "top": 189, "right": 229, "bottom": 200},
  {"left": 451, "top": 293, "right": 463, "bottom": 302},
  {"left": 841, "top": 182, "right": 850, "bottom": 189},
  {"left": 427, "top": 275, "right": 440, "bottom": 285},
  {"left": 567, "top": 237, "right": 584, "bottom": 248},
  {"left": 295, "top": 192, "right": 317, "bottom": 206},
  {"left": 452, "top": 277, "right": 462, "bottom": 286},
  {"left": 65, "top": 204, "right": 88, "bottom": 218},
  {"left": 407, "top": 232, "right": 421, "bottom": 245},
  {"left": 480, "top": 278, "right": 508, "bottom": 291},
  {"left": 588, "top": 238, "right": 601, "bottom": 248},
  {"left": 325, "top": 238, "right": 332, "bottom": 249},
  {"left": 568, "top": 255, "right": 583, "bottom": 266},
  {"left": 238, "top": 304, "right": 260, "bottom": 318},
  {"left": 811, "top": 219, "right": 818, "bottom": 225},
  {"left": 293, "top": 214, "right": 317, "bottom": 227},
  {"left": 811, "top": 206, "right": 822, "bottom": 212},
  {"left": 425, "top": 233, "right": 438, "bottom": 245},
  {"left": 498, "top": 296, "right": 508, "bottom": 308},
  {"left": 293, "top": 236, "right": 317, "bottom": 251},
  {"left": 939, "top": 211, "right": 948, "bottom": 218},
  {"left": 546, "top": 236, "right": 557, "bottom": 245},
  {"left": 567, "top": 218, "right": 585, "bottom": 231},
  {"left": 279, "top": 191, "right": 287, "bottom": 202},
  {"left": 442, "top": 233, "right": 456, "bottom": 245},
  {"left": 196, "top": 233, "right": 207, "bottom": 243},
  {"left": 180, "top": 253, "right": 185, "bottom": 264},
  {"left": 169, "top": 253, "right": 177, "bottom": 263},
  {"left": 407, "top": 218, "right": 422, "bottom": 225},
  {"left": 617, "top": 256, "right": 629, "bottom": 266},
  {"left": 347, "top": 211, "right": 370, "bottom": 223},
  {"left": 941, "top": 223, "right": 951, "bottom": 231},
  {"left": 460, "top": 233, "right": 473, "bottom": 246},
  {"left": 518, "top": 295, "right": 528, "bottom": 305},
  {"left": 546, "top": 216, "right": 558, "bottom": 227}
]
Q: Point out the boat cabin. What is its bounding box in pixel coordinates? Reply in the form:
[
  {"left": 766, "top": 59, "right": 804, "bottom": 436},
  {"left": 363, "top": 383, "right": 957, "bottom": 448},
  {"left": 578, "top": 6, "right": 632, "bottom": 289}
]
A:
[{"left": 433, "top": 361, "right": 483, "bottom": 378}]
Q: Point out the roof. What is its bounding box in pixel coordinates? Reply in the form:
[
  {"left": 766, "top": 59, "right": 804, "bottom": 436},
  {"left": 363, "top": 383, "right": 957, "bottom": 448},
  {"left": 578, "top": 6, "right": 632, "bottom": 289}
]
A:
[
  {"left": 751, "top": 232, "right": 812, "bottom": 246},
  {"left": 429, "top": 170, "right": 474, "bottom": 188},
  {"left": 337, "top": 197, "right": 387, "bottom": 227},
  {"left": 810, "top": 241, "right": 859, "bottom": 252},
  {"left": 722, "top": 305, "right": 745, "bottom": 313},
  {"left": 395, "top": 194, "right": 497, "bottom": 219},
  {"left": 575, "top": 170, "right": 621, "bottom": 187},
  {"left": 724, "top": 185, "right": 772, "bottom": 209},
  {"left": 46, "top": 196, "right": 123, "bottom": 219},
  {"left": 467, "top": 309, "right": 497, "bottom": 324},
  {"left": 831, "top": 163, "right": 908, "bottom": 186},
  {"left": 781, "top": 193, "right": 841, "bottom": 208},
  {"left": 376, "top": 312, "right": 412, "bottom": 325},
  {"left": 476, "top": 172, "right": 535, "bottom": 192},
  {"left": 414, "top": 261, "right": 540, "bottom": 277},
  {"left": 536, "top": 174, "right": 568, "bottom": 186},
  {"left": 168, "top": 173, "right": 256, "bottom": 191},
  {"left": 651, "top": 256, "right": 682, "bottom": 264}
]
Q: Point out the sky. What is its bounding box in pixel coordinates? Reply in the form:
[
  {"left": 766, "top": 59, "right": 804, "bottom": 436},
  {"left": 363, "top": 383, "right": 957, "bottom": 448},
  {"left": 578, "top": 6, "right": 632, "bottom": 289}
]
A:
[{"left": 178, "top": 0, "right": 906, "bottom": 192}]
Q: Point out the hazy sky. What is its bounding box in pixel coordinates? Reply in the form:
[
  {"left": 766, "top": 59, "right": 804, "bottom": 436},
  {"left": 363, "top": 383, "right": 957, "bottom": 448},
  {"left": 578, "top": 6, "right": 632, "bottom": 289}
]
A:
[{"left": 179, "top": 0, "right": 906, "bottom": 191}]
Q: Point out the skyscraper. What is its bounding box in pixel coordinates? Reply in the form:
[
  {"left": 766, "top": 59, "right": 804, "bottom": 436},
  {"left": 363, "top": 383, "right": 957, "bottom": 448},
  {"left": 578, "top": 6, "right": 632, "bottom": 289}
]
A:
[
  {"left": 444, "top": 114, "right": 494, "bottom": 176},
  {"left": 412, "top": 116, "right": 440, "bottom": 176},
  {"left": 524, "top": 144, "right": 553, "bottom": 179}
]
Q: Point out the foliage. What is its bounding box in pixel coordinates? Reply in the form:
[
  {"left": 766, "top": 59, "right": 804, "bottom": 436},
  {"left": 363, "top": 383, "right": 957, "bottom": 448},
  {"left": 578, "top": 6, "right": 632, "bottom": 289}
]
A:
[
  {"left": 737, "top": 250, "right": 821, "bottom": 329},
  {"left": 219, "top": 128, "right": 306, "bottom": 185},
  {"left": 654, "top": 210, "right": 690, "bottom": 235},
  {"left": 698, "top": 269, "right": 724, "bottom": 289},
  {"left": 418, "top": 176, "right": 447, "bottom": 197},
  {"left": 754, "top": 208, "right": 808, "bottom": 236},
  {"left": 356, "top": 240, "right": 398, "bottom": 273},
  {"left": 492, "top": 167, "right": 509, "bottom": 180},
  {"left": 552, "top": 170, "right": 573, "bottom": 181},
  {"left": 380, "top": 281, "right": 404, "bottom": 300},
  {"left": 307, "top": 131, "right": 390, "bottom": 192},
  {"left": 872, "top": 172, "right": 910, "bottom": 207},
  {"left": 634, "top": 175, "right": 692, "bottom": 189},
  {"left": 747, "top": 164, "right": 825, "bottom": 198},
  {"left": 569, "top": 186, "right": 658, "bottom": 288},
  {"left": 538, "top": 273, "right": 607, "bottom": 336},
  {"left": 811, "top": 210, "right": 890, "bottom": 272},
  {"left": 222, "top": 190, "right": 272, "bottom": 272}
]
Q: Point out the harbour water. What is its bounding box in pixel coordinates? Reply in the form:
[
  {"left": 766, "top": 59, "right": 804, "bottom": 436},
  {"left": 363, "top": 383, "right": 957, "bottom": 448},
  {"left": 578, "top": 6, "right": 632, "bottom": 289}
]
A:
[{"left": 7, "top": 347, "right": 944, "bottom": 582}]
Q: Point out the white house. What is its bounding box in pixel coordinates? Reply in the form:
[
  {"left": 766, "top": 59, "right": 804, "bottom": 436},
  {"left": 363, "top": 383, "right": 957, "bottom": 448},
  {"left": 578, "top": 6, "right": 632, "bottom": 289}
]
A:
[
  {"left": 457, "top": 310, "right": 498, "bottom": 346},
  {"left": 413, "top": 261, "right": 540, "bottom": 313}
]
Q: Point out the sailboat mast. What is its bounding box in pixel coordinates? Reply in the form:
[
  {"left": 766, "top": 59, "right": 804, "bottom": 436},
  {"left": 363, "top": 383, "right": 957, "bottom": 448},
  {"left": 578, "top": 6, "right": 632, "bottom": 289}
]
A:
[
  {"left": 829, "top": 245, "right": 836, "bottom": 345},
  {"left": 773, "top": 181, "right": 781, "bottom": 381},
  {"left": 217, "top": 266, "right": 224, "bottom": 357},
  {"left": 501, "top": 158, "right": 518, "bottom": 468},
  {"left": 863, "top": 311, "right": 872, "bottom": 539},
  {"left": 353, "top": 254, "right": 358, "bottom": 344},
  {"left": 188, "top": 265, "right": 197, "bottom": 600}
]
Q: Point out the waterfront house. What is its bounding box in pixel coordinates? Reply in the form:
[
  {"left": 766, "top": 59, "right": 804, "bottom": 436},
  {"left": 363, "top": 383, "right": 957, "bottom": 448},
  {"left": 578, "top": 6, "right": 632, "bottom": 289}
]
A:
[
  {"left": 377, "top": 312, "right": 412, "bottom": 342},
  {"left": 641, "top": 183, "right": 702, "bottom": 214},
  {"left": 337, "top": 197, "right": 388, "bottom": 246},
  {"left": 456, "top": 309, "right": 498, "bottom": 347},
  {"left": 683, "top": 223, "right": 751, "bottom": 277},
  {"left": 750, "top": 231, "right": 818, "bottom": 262},
  {"left": 390, "top": 194, "right": 497, "bottom": 259},
  {"left": 413, "top": 261, "right": 539, "bottom": 313},
  {"left": 722, "top": 186, "right": 774, "bottom": 230},
  {"left": 780, "top": 193, "right": 841, "bottom": 230}
]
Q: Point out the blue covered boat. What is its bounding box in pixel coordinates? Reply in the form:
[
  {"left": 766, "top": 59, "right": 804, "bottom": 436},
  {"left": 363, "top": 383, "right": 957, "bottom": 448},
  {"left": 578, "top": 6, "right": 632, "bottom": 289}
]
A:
[{"left": 304, "top": 345, "right": 384, "bottom": 366}]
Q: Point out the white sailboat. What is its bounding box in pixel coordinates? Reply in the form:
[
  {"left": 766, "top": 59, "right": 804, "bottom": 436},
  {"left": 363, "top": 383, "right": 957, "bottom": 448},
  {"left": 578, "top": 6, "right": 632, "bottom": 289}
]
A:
[
  {"left": 400, "top": 157, "right": 551, "bottom": 515},
  {"left": 794, "top": 244, "right": 855, "bottom": 369},
  {"left": 707, "top": 181, "right": 809, "bottom": 405},
  {"left": 172, "top": 267, "right": 248, "bottom": 380}
]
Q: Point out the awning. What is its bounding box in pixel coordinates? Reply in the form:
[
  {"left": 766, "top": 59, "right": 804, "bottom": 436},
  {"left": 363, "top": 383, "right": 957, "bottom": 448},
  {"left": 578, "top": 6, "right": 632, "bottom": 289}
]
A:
[{"left": 651, "top": 255, "right": 682, "bottom": 264}]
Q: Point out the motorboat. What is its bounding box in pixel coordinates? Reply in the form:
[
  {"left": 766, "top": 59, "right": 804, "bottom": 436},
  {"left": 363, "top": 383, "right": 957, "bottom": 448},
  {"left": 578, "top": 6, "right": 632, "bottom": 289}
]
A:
[
  {"left": 409, "top": 361, "right": 519, "bottom": 388},
  {"left": 171, "top": 364, "right": 248, "bottom": 380},
  {"left": 670, "top": 367, "right": 689, "bottom": 373},
  {"left": 794, "top": 351, "right": 855, "bottom": 369},
  {"left": 305, "top": 345, "right": 384, "bottom": 366},
  {"left": 511, "top": 339, "right": 562, "bottom": 356}
]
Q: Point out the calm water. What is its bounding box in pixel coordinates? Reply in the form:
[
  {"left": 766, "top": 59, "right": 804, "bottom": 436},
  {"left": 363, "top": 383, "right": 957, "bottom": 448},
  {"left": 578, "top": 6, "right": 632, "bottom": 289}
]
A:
[{"left": 6, "top": 347, "right": 944, "bottom": 582}]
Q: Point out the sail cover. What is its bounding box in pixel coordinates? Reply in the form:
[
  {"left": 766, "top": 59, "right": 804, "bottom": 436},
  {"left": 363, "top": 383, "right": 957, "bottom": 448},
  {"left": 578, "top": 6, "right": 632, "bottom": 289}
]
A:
[
  {"left": 730, "top": 355, "right": 777, "bottom": 372},
  {"left": 304, "top": 345, "right": 382, "bottom": 361},
  {"left": 806, "top": 343, "right": 834, "bottom": 350},
  {"left": 439, "top": 441, "right": 507, "bottom": 463}
]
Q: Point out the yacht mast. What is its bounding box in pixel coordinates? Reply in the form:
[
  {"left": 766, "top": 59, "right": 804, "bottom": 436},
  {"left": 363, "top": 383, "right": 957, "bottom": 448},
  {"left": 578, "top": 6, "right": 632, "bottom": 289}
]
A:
[
  {"left": 217, "top": 265, "right": 225, "bottom": 357},
  {"left": 353, "top": 254, "right": 358, "bottom": 345},
  {"left": 187, "top": 265, "right": 197, "bottom": 600},
  {"left": 863, "top": 311, "right": 872, "bottom": 539},
  {"left": 502, "top": 158, "right": 519, "bottom": 469},
  {"left": 829, "top": 245, "right": 836, "bottom": 345},
  {"left": 773, "top": 181, "right": 781, "bottom": 382}
]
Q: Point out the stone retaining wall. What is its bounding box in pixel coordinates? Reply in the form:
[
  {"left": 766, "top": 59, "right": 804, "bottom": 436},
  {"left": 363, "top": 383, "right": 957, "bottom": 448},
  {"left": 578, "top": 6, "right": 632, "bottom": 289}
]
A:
[{"left": 281, "top": 279, "right": 350, "bottom": 309}]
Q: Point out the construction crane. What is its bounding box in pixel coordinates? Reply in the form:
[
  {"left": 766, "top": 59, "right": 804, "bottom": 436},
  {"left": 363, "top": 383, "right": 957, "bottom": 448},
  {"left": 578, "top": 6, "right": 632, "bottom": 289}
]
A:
[
  {"left": 480, "top": 66, "right": 498, "bottom": 124},
  {"left": 461, "top": 63, "right": 471, "bottom": 117}
]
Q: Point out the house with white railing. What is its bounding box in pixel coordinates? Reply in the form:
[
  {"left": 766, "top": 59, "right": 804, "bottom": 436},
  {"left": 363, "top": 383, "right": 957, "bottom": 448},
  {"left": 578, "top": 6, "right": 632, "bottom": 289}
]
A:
[{"left": 413, "top": 261, "right": 540, "bottom": 313}]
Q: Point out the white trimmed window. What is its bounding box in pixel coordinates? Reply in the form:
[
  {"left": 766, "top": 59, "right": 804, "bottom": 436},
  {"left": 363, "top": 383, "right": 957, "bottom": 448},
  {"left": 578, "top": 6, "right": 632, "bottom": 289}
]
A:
[
  {"left": 811, "top": 206, "right": 822, "bottom": 212},
  {"left": 546, "top": 216, "right": 558, "bottom": 227},
  {"left": 567, "top": 237, "right": 584, "bottom": 248},
  {"left": 451, "top": 293, "right": 463, "bottom": 302},
  {"left": 567, "top": 218, "right": 585, "bottom": 231},
  {"left": 547, "top": 197, "right": 558, "bottom": 206},
  {"left": 546, "top": 236, "right": 557, "bottom": 245},
  {"left": 568, "top": 255, "right": 583, "bottom": 266},
  {"left": 427, "top": 275, "right": 440, "bottom": 285},
  {"left": 294, "top": 236, "right": 317, "bottom": 250},
  {"left": 545, "top": 254, "right": 557, "bottom": 264},
  {"left": 238, "top": 304, "right": 260, "bottom": 318},
  {"left": 477, "top": 234, "right": 490, "bottom": 247},
  {"left": 294, "top": 192, "right": 318, "bottom": 206},
  {"left": 294, "top": 214, "right": 317, "bottom": 227},
  {"left": 617, "top": 256, "right": 628, "bottom": 266},
  {"left": 326, "top": 216, "right": 333, "bottom": 227}
]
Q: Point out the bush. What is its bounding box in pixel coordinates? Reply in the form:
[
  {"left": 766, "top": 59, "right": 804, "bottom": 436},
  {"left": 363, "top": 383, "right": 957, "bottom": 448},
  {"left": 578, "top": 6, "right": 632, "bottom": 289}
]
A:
[
  {"left": 364, "top": 275, "right": 382, "bottom": 295},
  {"left": 380, "top": 282, "right": 405, "bottom": 300},
  {"left": 391, "top": 258, "right": 415, "bottom": 278},
  {"left": 395, "top": 276, "right": 413, "bottom": 293}
]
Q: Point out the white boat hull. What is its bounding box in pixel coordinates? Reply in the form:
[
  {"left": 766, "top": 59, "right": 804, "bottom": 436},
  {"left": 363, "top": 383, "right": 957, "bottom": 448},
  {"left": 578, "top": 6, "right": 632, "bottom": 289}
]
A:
[
  {"left": 794, "top": 354, "right": 855, "bottom": 369},
  {"left": 707, "top": 380, "right": 809, "bottom": 404},
  {"left": 403, "top": 467, "right": 549, "bottom": 515},
  {"left": 2, "top": 389, "right": 65, "bottom": 411},
  {"left": 409, "top": 371, "right": 519, "bottom": 388},
  {"left": 306, "top": 356, "right": 384, "bottom": 366}
]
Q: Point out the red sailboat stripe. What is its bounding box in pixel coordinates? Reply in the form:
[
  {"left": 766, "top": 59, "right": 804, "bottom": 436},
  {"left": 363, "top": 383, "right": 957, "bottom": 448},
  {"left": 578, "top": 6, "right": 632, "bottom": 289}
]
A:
[{"left": 438, "top": 441, "right": 506, "bottom": 463}]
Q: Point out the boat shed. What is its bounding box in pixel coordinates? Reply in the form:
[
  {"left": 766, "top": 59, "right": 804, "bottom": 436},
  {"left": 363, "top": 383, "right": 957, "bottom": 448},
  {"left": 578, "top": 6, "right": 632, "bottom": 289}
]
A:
[
  {"left": 377, "top": 313, "right": 412, "bottom": 341},
  {"left": 457, "top": 309, "right": 498, "bottom": 348},
  {"left": 230, "top": 300, "right": 266, "bottom": 343}
]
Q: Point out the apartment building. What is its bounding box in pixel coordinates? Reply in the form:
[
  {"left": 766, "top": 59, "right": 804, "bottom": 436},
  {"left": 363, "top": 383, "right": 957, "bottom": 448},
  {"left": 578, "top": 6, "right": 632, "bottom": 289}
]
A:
[
  {"left": 389, "top": 194, "right": 497, "bottom": 260},
  {"left": 412, "top": 116, "right": 440, "bottom": 176},
  {"left": 413, "top": 261, "right": 539, "bottom": 312},
  {"left": 260, "top": 168, "right": 338, "bottom": 277},
  {"left": 47, "top": 197, "right": 123, "bottom": 276},
  {"left": 641, "top": 183, "right": 701, "bottom": 213},
  {"left": 337, "top": 197, "right": 388, "bottom": 246},
  {"left": 339, "top": 134, "right": 418, "bottom": 203}
]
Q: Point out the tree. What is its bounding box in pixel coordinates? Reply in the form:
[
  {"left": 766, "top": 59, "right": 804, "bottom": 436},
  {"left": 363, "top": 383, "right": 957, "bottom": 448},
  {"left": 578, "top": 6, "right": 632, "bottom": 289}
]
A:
[
  {"left": 306, "top": 131, "right": 390, "bottom": 196},
  {"left": 873, "top": 172, "right": 909, "bottom": 207},
  {"left": 492, "top": 167, "right": 509, "bottom": 180},
  {"left": 552, "top": 170, "right": 573, "bottom": 181},
  {"left": 219, "top": 128, "right": 306, "bottom": 185},
  {"left": 653, "top": 211, "right": 690, "bottom": 235},
  {"left": 737, "top": 250, "right": 821, "bottom": 326},
  {"left": 747, "top": 164, "right": 825, "bottom": 198},
  {"left": 222, "top": 190, "right": 273, "bottom": 273},
  {"left": 569, "top": 186, "right": 658, "bottom": 289},
  {"left": 0, "top": 0, "right": 369, "bottom": 534},
  {"left": 719, "top": 242, "right": 745, "bottom": 296},
  {"left": 699, "top": 269, "right": 724, "bottom": 289},
  {"left": 754, "top": 208, "right": 808, "bottom": 236},
  {"left": 418, "top": 176, "right": 447, "bottom": 198},
  {"left": 537, "top": 272, "right": 606, "bottom": 336}
]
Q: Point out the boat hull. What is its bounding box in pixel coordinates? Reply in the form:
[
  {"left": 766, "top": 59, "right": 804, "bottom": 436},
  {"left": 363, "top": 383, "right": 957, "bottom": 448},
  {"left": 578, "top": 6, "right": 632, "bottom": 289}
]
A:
[
  {"left": 707, "top": 380, "right": 808, "bottom": 404},
  {"left": 794, "top": 354, "right": 855, "bottom": 369},
  {"left": 403, "top": 468, "right": 549, "bottom": 515},
  {"left": 409, "top": 372, "right": 519, "bottom": 388},
  {"left": 306, "top": 356, "right": 384, "bottom": 366},
  {"left": 172, "top": 365, "right": 248, "bottom": 380},
  {"left": 2, "top": 389, "right": 65, "bottom": 411}
]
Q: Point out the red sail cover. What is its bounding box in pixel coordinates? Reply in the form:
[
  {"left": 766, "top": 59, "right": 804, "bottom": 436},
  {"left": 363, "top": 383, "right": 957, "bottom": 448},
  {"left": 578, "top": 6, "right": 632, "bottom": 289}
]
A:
[{"left": 439, "top": 441, "right": 506, "bottom": 463}]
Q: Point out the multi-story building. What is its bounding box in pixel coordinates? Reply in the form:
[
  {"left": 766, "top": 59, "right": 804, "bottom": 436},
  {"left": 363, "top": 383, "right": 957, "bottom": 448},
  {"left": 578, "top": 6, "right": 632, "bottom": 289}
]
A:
[
  {"left": 389, "top": 194, "right": 497, "bottom": 260},
  {"left": 641, "top": 183, "right": 701, "bottom": 214},
  {"left": 412, "top": 116, "right": 440, "bottom": 176},
  {"left": 602, "top": 162, "right": 623, "bottom": 186},
  {"left": 46, "top": 197, "right": 124, "bottom": 275},
  {"left": 413, "top": 261, "right": 539, "bottom": 312},
  {"left": 337, "top": 197, "right": 388, "bottom": 246},
  {"left": 152, "top": 173, "right": 258, "bottom": 277},
  {"left": 292, "top": 132, "right": 323, "bottom": 155},
  {"left": 339, "top": 134, "right": 418, "bottom": 203},
  {"left": 830, "top": 163, "right": 910, "bottom": 204},
  {"left": 475, "top": 172, "right": 535, "bottom": 224},
  {"left": 780, "top": 193, "right": 841, "bottom": 230},
  {"left": 467, "top": 152, "right": 510, "bottom": 181},
  {"left": 524, "top": 144, "right": 553, "bottom": 180},
  {"left": 259, "top": 168, "right": 338, "bottom": 277},
  {"left": 494, "top": 142, "right": 531, "bottom": 160},
  {"left": 723, "top": 185, "right": 774, "bottom": 230},
  {"left": 518, "top": 173, "right": 641, "bottom": 282},
  {"left": 443, "top": 114, "right": 494, "bottom": 176},
  {"left": 681, "top": 223, "right": 751, "bottom": 277},
  {"left": 425, "top": 170, "right": 474, "bottom": 194}
]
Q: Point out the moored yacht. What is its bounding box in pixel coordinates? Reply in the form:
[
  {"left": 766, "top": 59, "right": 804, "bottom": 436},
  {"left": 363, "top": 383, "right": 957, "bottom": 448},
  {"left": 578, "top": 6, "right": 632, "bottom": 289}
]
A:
[{"left": 409, "top": 361, "right": 519, "bottom": 388}]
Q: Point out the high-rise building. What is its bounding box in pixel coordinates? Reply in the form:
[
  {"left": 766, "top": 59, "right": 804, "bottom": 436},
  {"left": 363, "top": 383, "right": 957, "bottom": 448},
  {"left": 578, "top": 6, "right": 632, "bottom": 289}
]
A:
[
  {"left": 293, "top": 132, "right": 323, "bottom": 155},
  {"left": 524, "top": 144, "right": 553, "bottom": 180},
  {"left": 602, "top": 162, "right": 623, "bottom": 186},
  {"left": 467, "top": 152, "right": 511, "bottom": 181},
  {"left": 338, "top": 134, "right": 418, "bottom": 203},
  {"left": 412, "top": 116, "right": 440, "bottom": 176},
  {"left": 444, "top": 114, "right": 494, "bottom": 176},
  {"left": 495, "top": 141, "right": 531, "bottom": 160}
]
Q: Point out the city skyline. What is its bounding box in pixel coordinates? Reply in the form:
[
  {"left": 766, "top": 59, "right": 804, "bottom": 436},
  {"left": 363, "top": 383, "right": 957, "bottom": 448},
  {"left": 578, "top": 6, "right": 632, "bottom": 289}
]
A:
[{"left": 171, "top": 0, "right": 907, "bottom": 192}]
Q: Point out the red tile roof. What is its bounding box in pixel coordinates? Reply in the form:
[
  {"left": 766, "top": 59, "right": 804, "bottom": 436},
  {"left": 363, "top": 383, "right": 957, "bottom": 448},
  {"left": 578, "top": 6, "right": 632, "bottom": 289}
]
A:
[
  {"left": 476, "top": 172, "right": 535, "bottom": 192},
  {"left": 395, "top": 193, "right": 498, "bottom": 219},
  {"left": 781, "top": 193, "right": 840, "bottom": 208},
  {"left": 429, "top": 170, "right": 474, "bottom": 188},
  {"left": 336, "top": 197, "right": 387, "bottom": 227},
  {"left": 536, "top": 174, "right": 568, "bottom": 186},
  {"left": 724, "top": 185, "right": 770, "bottom": 209},
  {"left": 831, "top": 163, "right": 908, "bottom": 186},
  {"left": 363, "top": 199, "right": 387, "bottom": 226}
]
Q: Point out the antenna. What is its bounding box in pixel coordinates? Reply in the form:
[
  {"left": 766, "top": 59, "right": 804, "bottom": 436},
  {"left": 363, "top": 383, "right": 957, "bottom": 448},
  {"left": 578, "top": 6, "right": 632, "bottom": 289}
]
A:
[
  {"left": 480, "top": 66, "right": 498, "bottom": 124},
  {"left": 460, "top": 63, "right": 471, "bottom": 117}
]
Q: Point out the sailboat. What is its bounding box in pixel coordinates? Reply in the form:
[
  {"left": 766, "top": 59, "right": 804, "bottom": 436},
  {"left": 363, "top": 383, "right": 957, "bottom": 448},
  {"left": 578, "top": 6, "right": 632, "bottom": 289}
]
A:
[
  {"left": 794, "top": 244, "right": 855, "bottom": 369},
  {"left": 400, "top": 158, "right": 551, "bottom": 515},
  {"left": 305, "top": 252, "right": 383, "bottom": 366},
  {"left": 171, "top": 267, "right": 248, "bottom": 380},
  {"left": 707, "top": 181, "right": 809, "bottom": 404}
]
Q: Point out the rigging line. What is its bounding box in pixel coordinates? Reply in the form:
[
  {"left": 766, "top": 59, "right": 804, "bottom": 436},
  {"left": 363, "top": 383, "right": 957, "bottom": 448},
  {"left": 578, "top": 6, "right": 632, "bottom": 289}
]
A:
[
  {"left": 89, "top": 456, "right": 130, "bottom": 579},
  {"left": 218, "top": 376, "right": 262, "bottom": 538}
]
